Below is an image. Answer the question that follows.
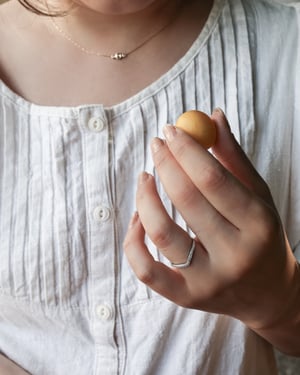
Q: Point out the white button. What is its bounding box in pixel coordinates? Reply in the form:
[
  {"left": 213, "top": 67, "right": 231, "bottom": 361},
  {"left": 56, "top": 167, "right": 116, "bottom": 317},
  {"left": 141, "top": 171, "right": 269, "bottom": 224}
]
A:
[
  {"left": 93, "top": 206, "right": 111, "bottom": 222},
  {"left": 88, "top": 117, "right": 105, "bottom": 132},
  {"left": 96, "top": 304, "right": 113, "bottom": 321}
]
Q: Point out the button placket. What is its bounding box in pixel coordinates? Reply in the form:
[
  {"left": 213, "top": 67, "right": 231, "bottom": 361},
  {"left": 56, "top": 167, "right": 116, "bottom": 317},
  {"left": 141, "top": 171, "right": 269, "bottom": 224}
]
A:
[
  {"left": 96, "top": 303, "right": 114, "bottom": 321},
  {"left": 88, "top": 116, "right": 105, "bottom": 132},
  {"left": 80, "top": 107, "right": 119, "bottom": 372},
  {"left": 93, "top": 205, "right": 111, "bottom": 223}
]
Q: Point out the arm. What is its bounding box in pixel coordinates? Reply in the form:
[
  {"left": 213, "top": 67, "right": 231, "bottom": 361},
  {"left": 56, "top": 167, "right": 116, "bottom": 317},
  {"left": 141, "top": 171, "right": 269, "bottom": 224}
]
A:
[
  {"left": 124, "top": 109, "right": 300, "bottom": 356},
  {"left": 0, "top": 354, "right": 30, "bottom": 375},
  {"left": 251, "top": 257, "right": 300, "bottom": 356}
]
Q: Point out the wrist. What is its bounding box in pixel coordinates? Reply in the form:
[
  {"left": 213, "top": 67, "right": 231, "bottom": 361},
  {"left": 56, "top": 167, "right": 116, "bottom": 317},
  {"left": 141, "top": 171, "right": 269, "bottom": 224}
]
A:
[{"left": 250, "top": 260, "right": 300, "bottom": 356}]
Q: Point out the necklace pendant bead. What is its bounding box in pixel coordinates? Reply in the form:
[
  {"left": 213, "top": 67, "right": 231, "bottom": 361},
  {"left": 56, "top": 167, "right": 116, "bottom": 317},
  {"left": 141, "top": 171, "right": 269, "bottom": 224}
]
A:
[{"left": 111, "top": 52, "right": 127, "bottom": 60}]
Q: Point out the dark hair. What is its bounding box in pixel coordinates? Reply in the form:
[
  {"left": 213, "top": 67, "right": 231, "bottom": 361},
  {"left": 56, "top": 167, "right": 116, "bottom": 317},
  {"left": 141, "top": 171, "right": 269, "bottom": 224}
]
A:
[{"left": 17, "top": 0, "right": 68, "bottom": 16}]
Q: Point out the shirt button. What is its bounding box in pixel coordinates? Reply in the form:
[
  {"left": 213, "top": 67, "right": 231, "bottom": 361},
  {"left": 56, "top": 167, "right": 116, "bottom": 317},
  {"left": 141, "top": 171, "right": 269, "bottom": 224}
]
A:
[
  {"left": 88, "top": 117, "right": 105, "bottom": 132},
  {"left": 96, "top": 304, "right": 114, "bottom": 321},
  {"left": 93, "top": 205, "right": 111, "bottom": 223}
]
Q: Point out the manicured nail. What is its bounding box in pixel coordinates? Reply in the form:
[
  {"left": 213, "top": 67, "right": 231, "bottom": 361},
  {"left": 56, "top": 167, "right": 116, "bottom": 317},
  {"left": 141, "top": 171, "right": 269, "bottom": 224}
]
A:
[
  {"left": 138, "top": 171, "right": 150, "bottom": 185},
  {"left": 212, "top": 107, "right": 230, "bottom": 130},
  {"left": 212, "top": 107, "right": 224, "bottom": 115},
  {"left": 163, "top": 125, "right": 177, "bottom": 142},
  {"left": 128, "top": 211, "right": 139, "bottom": 229},
  {"left": 151, "top": 137, "right": 165, "bottom": 153}
]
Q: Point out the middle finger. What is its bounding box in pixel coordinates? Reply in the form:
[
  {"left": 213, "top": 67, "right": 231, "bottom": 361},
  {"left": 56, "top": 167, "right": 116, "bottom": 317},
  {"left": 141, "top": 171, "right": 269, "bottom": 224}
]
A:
[{"left": 150, "top": 137, "right": 238, "bottom": 252}]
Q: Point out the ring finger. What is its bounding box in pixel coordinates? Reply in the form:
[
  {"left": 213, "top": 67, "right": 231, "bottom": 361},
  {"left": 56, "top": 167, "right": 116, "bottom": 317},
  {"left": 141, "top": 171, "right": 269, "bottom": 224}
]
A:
[{"left": 137, "top": 171, "right": 209, "bottom": 271}]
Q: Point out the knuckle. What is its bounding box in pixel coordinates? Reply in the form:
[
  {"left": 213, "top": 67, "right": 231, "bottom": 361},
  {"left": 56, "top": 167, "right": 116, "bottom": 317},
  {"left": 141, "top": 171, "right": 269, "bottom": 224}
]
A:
[
  {"left": 251, "top": 203, "right": 281, "bottom": 245},
  {"left": 174, "top": 182, "right": 198, "bottom": 208},
  {"left": 149, "top": 224, "right": 174, "bottom": 249},
  {"left": 136, "top": 265, "right": 156, "bottom": 285},
  {"left": 172, "top": 138, "right": 193, "bottom": 160},
  {"left": 153, "top": 147, "right": 170, "bottom": 169},
  {"left": 200, "top": 165, "right": 227, "bottom": 192}
]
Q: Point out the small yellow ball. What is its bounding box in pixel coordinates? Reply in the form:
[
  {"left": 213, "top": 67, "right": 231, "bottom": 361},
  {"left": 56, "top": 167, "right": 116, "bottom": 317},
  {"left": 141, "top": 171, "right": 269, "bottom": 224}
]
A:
[{"left": 175, "top": 110, "right": 217, "bottom": 149}]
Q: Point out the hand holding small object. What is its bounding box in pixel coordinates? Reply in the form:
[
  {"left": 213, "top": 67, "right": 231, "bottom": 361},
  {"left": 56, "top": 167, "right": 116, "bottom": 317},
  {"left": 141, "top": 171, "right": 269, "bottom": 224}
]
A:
[
  {"left": 175, "top": 110, "right": 216, "bottom": 149},
  {"left": 124, "top": 108, "right": 300, "bottom": 356}
]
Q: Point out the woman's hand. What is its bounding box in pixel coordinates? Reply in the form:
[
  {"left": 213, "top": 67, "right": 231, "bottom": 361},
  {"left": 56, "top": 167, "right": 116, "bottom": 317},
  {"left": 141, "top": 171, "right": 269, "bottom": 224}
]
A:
[{"left": 123, "top": 109, "right": 300, "bottom": 355}]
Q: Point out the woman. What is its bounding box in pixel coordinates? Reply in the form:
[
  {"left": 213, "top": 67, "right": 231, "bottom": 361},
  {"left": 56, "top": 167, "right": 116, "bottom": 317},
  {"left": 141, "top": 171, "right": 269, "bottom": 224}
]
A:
[{"left": 0, "top": 0, "right": 299, "bottom": 373}]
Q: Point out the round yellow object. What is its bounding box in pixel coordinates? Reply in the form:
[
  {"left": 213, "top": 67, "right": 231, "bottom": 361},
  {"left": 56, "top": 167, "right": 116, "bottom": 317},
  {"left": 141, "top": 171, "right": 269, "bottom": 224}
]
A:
[{"left": 175, "top": 110, "right": 217, "bottom": 149}]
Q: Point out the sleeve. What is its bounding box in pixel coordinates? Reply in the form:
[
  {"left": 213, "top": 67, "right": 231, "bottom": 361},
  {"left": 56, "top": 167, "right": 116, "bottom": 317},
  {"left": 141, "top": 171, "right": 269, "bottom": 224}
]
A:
[
  {"left": 251, "top": 0, "right": 300, "bottom": 258},
  {"left": 288, "top": 2, "right": 300, "bottom": 260}
]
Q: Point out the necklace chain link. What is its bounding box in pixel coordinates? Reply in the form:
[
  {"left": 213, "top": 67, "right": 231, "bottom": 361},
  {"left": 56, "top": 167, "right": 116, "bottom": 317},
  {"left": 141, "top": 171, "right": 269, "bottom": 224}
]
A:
[{"left": 51, "top": 4, "right": 181, "bottom": 61}]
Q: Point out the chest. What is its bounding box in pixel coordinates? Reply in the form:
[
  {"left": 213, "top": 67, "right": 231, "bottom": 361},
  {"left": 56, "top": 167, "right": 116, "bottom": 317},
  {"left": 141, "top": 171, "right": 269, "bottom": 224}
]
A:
[{"left": 0, "top": 4, "right": 206, "bottom": 108}]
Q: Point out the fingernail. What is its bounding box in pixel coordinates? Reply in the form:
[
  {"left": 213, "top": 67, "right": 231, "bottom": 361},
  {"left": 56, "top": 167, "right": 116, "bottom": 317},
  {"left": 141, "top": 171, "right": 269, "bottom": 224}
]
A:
[
  {"left": 128, "top": 211, "right": 139, "bottom": 229},
  {"left": 163, "top": 125, "right": 177, "bottom": 142},
  {"left": 151, "top": 137, "right": 165, "bottom": 153},
  {"left": 212, "top": 108, "right": 230, "bottom": 130},
  {"left": 212, "top": 107, "right": 224, "bottom": 115},
  {"left": 138, "top": 171, "right": 150, "bottom": 185}
]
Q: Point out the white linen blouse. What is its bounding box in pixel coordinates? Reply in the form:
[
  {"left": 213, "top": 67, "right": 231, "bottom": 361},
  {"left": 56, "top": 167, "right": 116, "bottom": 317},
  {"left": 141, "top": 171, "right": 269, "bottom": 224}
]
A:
[{"left": 0, "top": 0, "right": 299, "bottom": 374}]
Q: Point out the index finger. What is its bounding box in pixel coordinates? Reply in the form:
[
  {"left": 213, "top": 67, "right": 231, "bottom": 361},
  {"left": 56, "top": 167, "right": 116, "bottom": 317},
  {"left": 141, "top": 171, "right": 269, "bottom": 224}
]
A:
[{"left": 161, "top": 125, "right": 261, "bottom": 230}]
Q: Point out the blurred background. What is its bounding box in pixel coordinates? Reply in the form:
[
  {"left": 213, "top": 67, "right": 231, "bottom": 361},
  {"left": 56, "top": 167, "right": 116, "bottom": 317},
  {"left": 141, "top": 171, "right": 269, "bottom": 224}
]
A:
[{"left": 1, "top": 0, "right": 300, "bottom": 373}]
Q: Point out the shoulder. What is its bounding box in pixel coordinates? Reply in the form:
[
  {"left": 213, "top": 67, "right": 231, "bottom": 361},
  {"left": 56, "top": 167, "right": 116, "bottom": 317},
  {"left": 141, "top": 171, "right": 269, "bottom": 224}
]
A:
[
  {"left": 0, "top": 2, "right": 13, "bottom": 85},
  {"left": 0, "top": 1, "right": 48, "bottom": 69},
  {"left": 0, "top": 1, "right": 14, "bottom": 49},
  {"left": 235, "top": 0, "right": 299, "bottom": 62},
  {"left": 239, "top": 0, "right": 299, "bottom": 26},
  {"left": 0, "top": 1, "right": 19, "bottom": 47},
  {"left": 0, "top": 0, "right": 14, "bottom": 17},
  {"left": 221, "top": 0, "right": 299, "bottom": 54},
  {"left": 0, "top": 0, "right": 25, "bottom": 84},
  {"left": 0, "top": 0, "right": 50, "bottom": 97}
]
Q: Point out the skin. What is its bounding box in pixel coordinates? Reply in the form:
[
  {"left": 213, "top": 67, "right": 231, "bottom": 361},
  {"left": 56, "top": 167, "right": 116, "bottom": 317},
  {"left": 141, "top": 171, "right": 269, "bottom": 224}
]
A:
[
  {"left": 70, "top": 0, "right": 169, "bottom": 14},
  {"left": 53, "top": 0, "right": 186, "bottom": 64},
  {"left": 123, "top": 109, "right": 300, "bottom": 356},
  {"left": 42, "top": 0, "right": 192, "bottom": 51},
  {"left": 0, "top": 0, "right": 299, "bottom": 367},
  {"left": 56, "top": 0, "right": 181, "bottom": 39},
  {"left": 0, "top": 0, "right": 212, "bottom": 106}
]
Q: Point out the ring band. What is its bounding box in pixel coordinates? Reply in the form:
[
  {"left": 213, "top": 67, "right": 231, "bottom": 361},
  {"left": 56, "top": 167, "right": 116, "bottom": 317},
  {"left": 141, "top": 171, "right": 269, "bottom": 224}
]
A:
[{"left": 171, "top": 239, "right": 196, "bottom": 269}]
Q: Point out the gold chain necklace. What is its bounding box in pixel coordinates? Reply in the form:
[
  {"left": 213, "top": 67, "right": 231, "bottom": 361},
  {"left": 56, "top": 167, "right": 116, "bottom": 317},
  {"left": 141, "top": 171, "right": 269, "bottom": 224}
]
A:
[{"left": 51, "top": 4, "right": 181, "bottom": 61}]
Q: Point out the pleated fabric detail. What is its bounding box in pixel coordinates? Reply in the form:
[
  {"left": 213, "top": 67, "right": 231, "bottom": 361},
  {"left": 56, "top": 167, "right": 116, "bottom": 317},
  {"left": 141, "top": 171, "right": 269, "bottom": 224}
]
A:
[
  {"left": 0, "top": 0, "right": 255, "bottom": 310},
  {"left": 0, "top": 99, "right": 89, "bottom": 308}
]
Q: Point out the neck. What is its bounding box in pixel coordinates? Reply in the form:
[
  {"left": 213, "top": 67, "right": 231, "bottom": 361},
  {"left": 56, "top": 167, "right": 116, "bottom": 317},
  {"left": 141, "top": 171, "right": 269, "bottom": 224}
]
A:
[{"left": 54, "top": 0, "right": 182, "bottom": 54}]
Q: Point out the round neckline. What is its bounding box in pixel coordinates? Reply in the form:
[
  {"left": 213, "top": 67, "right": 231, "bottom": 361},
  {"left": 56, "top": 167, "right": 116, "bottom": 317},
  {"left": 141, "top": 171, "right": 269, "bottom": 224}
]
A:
[{"left": 0, "top": 0, "right": 226, "bottom": 118}]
